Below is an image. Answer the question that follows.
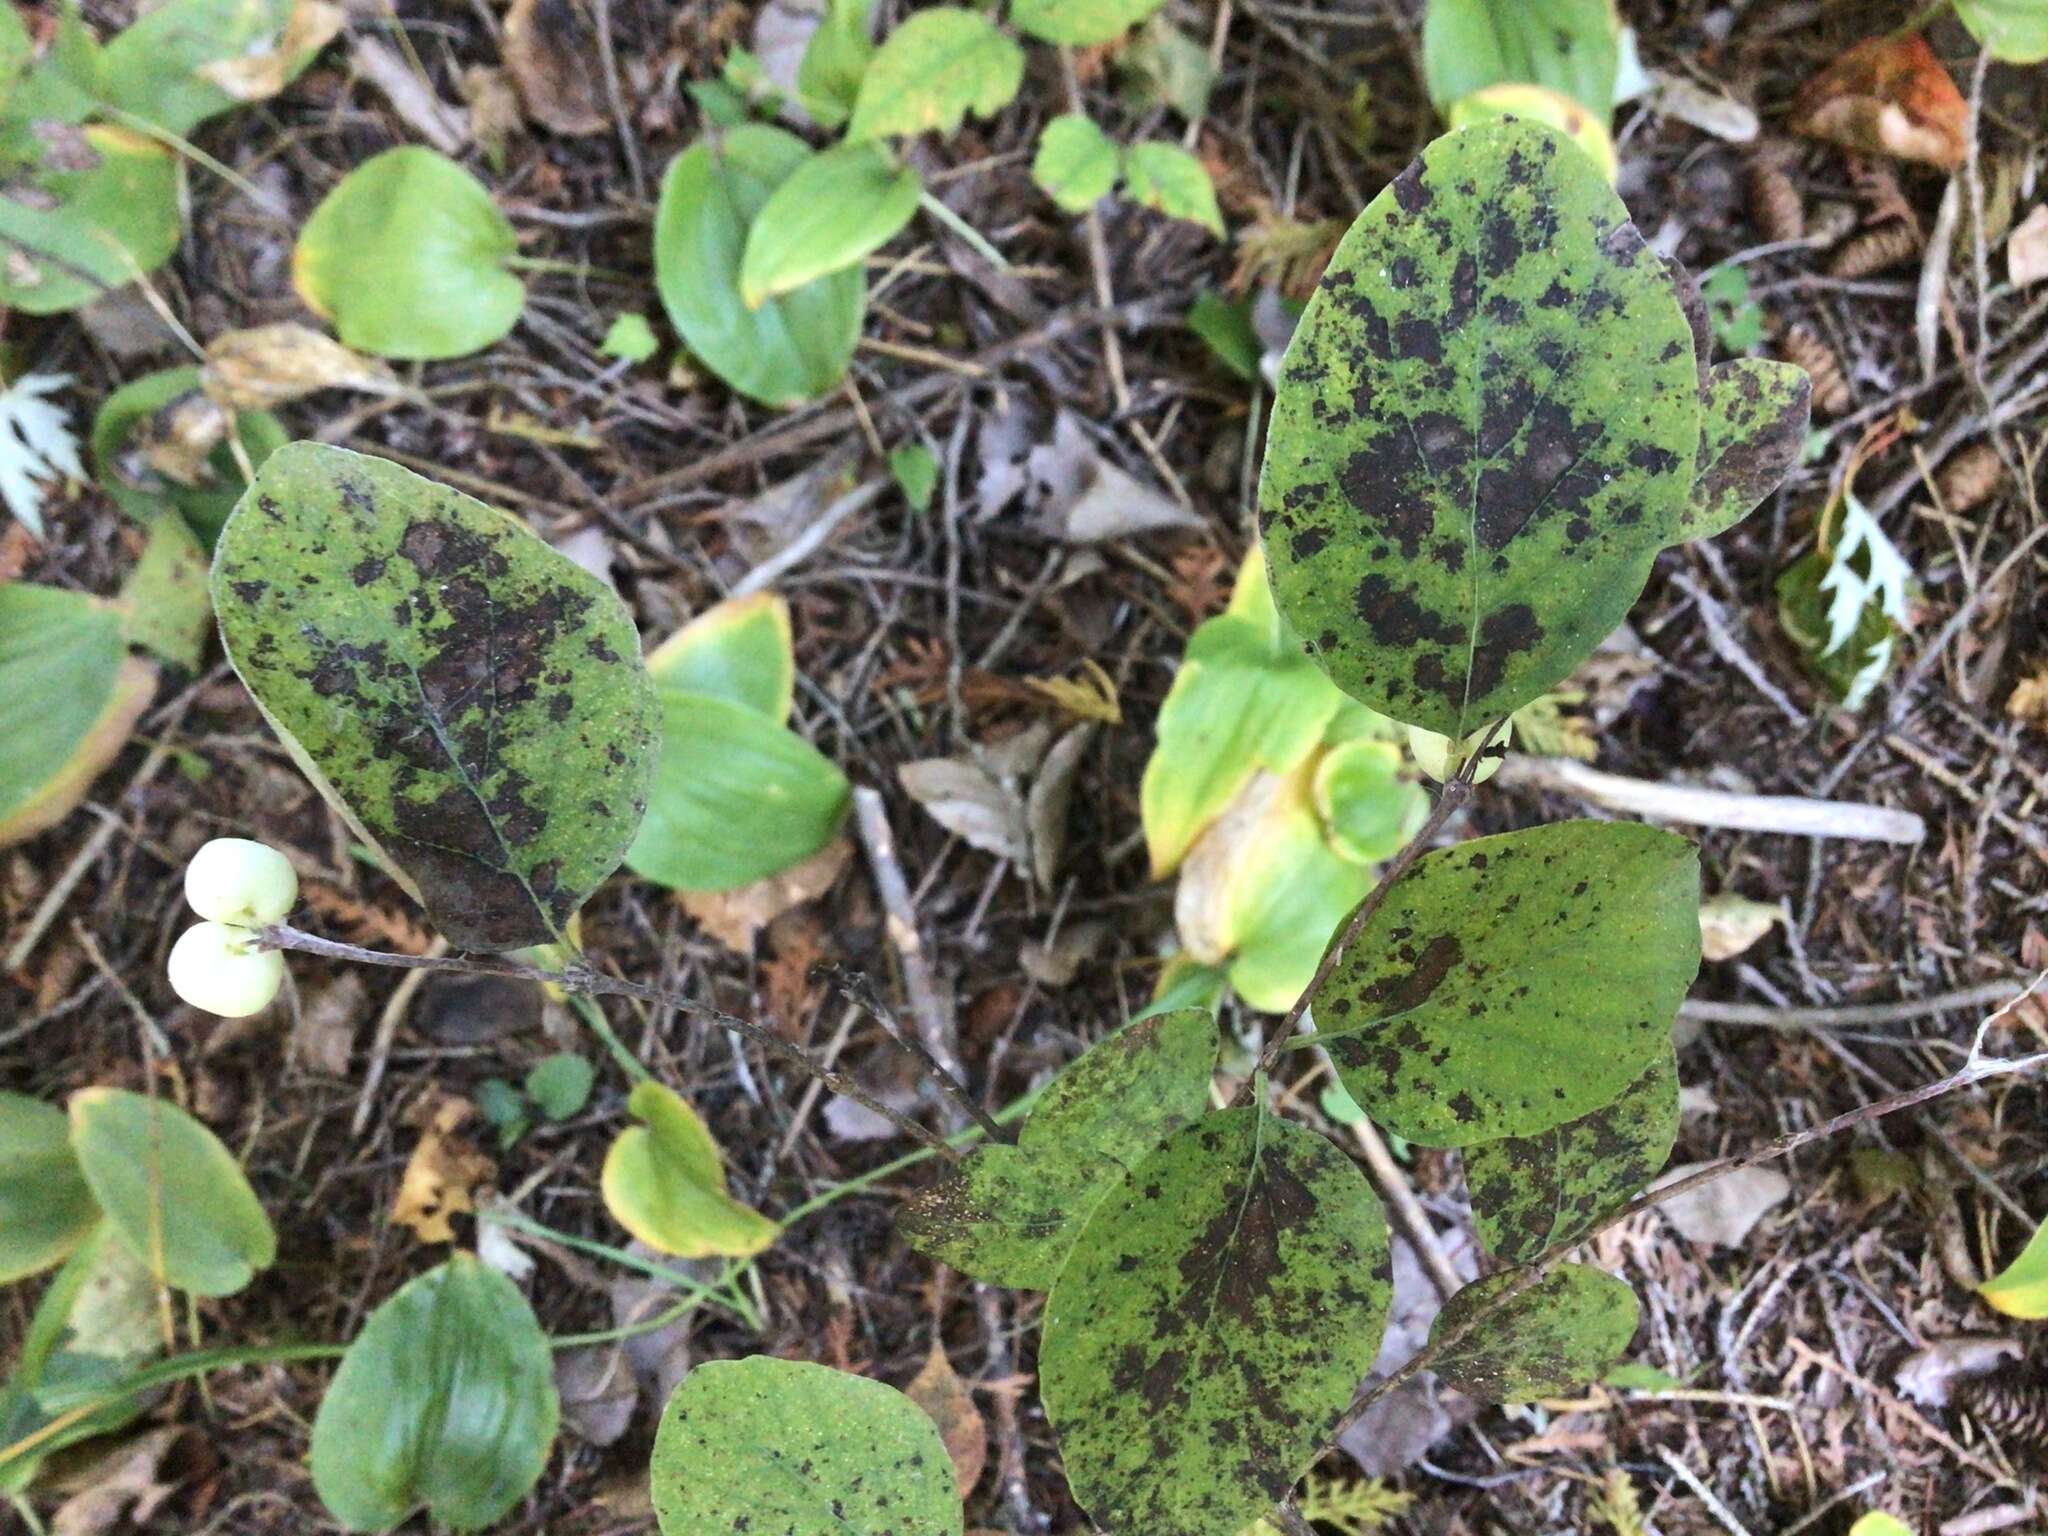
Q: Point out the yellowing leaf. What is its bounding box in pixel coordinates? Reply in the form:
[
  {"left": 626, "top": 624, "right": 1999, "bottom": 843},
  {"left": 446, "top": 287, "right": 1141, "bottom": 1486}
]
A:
[
  {"left": 1979, "top": 1218, "right": 2048, "bottom": 1319},
  {"left": 195, "top": 0, "right": 344, "bottom": 103},
  {"left": 391, "top": 1096, "right": 497, "bottom": 1244},
  {"left": 1698, "top": 892, "right": 1783, "bottom": 962},
  {"left": 1121, "top": 141, "right": 1223, "bottom": 236},
  {"left": 200, "top": 323, "right": 401, "bottom": 411},
  {"left": 904, "top": 1341, "right": 987, "bottom": 1499},
  {"left": 1848, "top": 1516, "right": 1915, "bottom": 1536},
  {"left": 646, "top": 591, "right": 795, "bottom": 721},
  {"left": 1448, "top": 82, "right": 1616, "bottom": 184},
  {"left": 1023, "top": 658, "right": 1121, "bottom": 724},
  {"left": 601, "top": 1081, "right": 778, "bottom": 1258}
]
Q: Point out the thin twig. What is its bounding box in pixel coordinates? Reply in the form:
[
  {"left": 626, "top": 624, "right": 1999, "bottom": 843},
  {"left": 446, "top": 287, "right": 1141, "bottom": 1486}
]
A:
[
  {"left": 1493, "top": 755, "right": 1926, "bottom": 844},
  {"left": 1679, "top": 978, "right": 2025, "bottom": 1029},
  {"left": 258, "top": 924, "right": 962, "bottom": 1158},
  {"left": 829, "top": 965, "right": 1007, "bottom": 1146}
]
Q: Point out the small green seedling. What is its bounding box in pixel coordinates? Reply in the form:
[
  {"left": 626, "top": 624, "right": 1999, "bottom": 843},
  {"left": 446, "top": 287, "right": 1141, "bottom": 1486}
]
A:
[
  {"left": 477, "top": 1054, "right": 597, "bottom": 1148},
  {"left": 1031, "top": 114, "right": 1224, "bottom": 234}
]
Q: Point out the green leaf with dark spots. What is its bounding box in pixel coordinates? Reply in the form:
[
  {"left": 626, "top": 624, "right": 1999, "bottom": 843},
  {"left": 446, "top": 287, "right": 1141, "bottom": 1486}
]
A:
[
  {"left": 212, "top": 443, "right": 659, "bottom": 951},
  {"left": 1463, "top": 1046, "right": 1678, "bottom": 1263},
  {"left": 310, "top": 1255, "right": 558, "bottom": 1532},
  {"left": 1682, "top": 359, "right": 1811, "bottom": 541},
  {"left": 898, "top": 1009, "right": 1216, "bottom": 1289},
  {"left": 1041, "top": 1105, "right": 1391, "bottom": 1536},
  {"left": 651, "top": 1358, "right": 961, "bottom": 1536},
  {"left": 1313, "top": 820, "right": 1699, "bottom": 1146},
  {"left": 1429, "top": 1263, "right": 1639, "bottom": 1402},
  {"left": 1259, "top": 120, "right": 1701, "bottom": 739}
]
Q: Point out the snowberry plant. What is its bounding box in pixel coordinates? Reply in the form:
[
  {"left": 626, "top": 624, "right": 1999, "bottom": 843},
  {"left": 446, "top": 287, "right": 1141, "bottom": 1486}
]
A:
[{"left": 7, "top": 118, "right": 1809, "bottom": 1535}]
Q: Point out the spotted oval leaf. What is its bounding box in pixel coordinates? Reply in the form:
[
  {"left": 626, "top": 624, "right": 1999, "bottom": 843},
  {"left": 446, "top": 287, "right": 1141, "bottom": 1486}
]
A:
[
  {"left": 309, "top": 1254, "right": 558, "bottom": 1532},
  {"left": 1041, "top": 1105, "right": 1391, "bottom": 1536},
  {"left": 1259, "top": 120, "right": 1701, "bottom": 738},
  {"left": 212, "top": 443, "right": 659, "bottom": 950},
  {"left": 1683, "top": 358, "right": 1812, "bottom": 542},
  {"left": 1313, "top": 820, "right": 1699, "bottom": 1147},
  {"left": 1430, "top": 1263, "right": 1639, "bottom": 1402},
  {"left": 1464, "top": 1046, "right": 1678, "bottom": 1263},
  {"left": 651, "top": 1357, "right": 961, "bottom": 1536},
  {"left": 899, "top": 1009, "right": 1216, "bottom": 1289}
]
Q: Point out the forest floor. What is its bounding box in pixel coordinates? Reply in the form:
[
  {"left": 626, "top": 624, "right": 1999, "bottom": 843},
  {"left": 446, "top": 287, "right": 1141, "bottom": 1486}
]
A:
[{"left": 4, "top": 0, "right": 2048, "bottom": 1532}]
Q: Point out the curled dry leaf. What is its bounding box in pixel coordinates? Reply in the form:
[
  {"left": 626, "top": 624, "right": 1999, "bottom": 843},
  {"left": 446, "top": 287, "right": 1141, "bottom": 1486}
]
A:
[
  {"left": 2008, "top": 203, "right": 2048, "bottom": 290},
  {"left": 2007, "top": 661, "right": 2048, "bottom": 733},
  {"left": 555, "top": 1345, "right": 640, "bottom": 1447},
  {"left": 48, "top": 1426, "right": 185, "bottom": 1536},
  {"left": 679, "top": 835, "right": 851, "bottom": 953},
  {"left": 1788, "top": 34, "right": 1968, "bottom": 169},
  {"left": 201, "top": 323, "right": 402, "bottom": 411},
  {"left": 503, "top": 0, "right": 610, "bottom": 136},
  {"left": 905, "top": 1341, "right": 988, "bottom": 1499},
  {"left": 391, "top": 1095, "right": 497, "bottom": 1243},
  {"left": 1651, "top": 1162, "right": 1789, "bottom": 1249},
  {"left": 1014, "top": 411, "right": 1204, "bottom": 543},
  {"left": 1698, "top": 892, "right": 1784, "bottom": 962},
  {"left": 1894, "top": 1335, "right": 2022, "bottom": 1407},
  {"left": 197, "top": 0, "right": 344, "bottom": 102}
]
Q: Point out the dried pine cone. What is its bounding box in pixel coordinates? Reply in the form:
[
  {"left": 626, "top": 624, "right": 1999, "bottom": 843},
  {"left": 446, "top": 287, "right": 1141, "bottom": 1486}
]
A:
[
  {"left": 1935, "top": 443, "right": 2005, "bottom": 514},
  {"left": 1780, "top": 326, "right": 1849, "bottom": 415},
  {"left": 1744, "top": 145, "right": 1805, "bottom": 244},
  {"left": 1956, "top": 1364, "right": 2048, "bottom": 1466},
  {"left": 1828, "top": 223, "right": 1921, "bottom": 279}
]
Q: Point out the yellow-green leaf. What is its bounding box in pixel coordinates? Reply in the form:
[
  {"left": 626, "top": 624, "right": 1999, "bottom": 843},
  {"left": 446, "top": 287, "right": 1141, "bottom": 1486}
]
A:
[
  {"left": 601, "top": 1081, "right": 779, "bottom": 1258},
  {"left": 0, "top": 1092, "right": 98, "bottom": 1283},
  {"left": 1979, "top": 1218, "right": 2048, "bottom": 1318},
  {"left": 1011, "top": 0, "right": 1166, "bottom": 46},
  {"left": 1121, "top": 141, "right": 1223, "bottom": 236},
  {"left": 1032, "top": 114, "right": 1120, "bottom": 212},
  {"left": 646, "top": 592, "right": 796, "bottom": 721},
  {"left": 845, "top": 8, "right": 1022, "bottom": 142},
  {"left": 739, "top": 141, "right": 921, "bottom": 308},
  {"left": 67, "top": 1088, "right": 276, "bottom": 1297}
]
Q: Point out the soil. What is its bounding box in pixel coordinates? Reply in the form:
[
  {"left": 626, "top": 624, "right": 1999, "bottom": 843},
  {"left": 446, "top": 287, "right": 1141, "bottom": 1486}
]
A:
[{"left": 4, "top": 0, "right": 2047, "bottom": 1532}]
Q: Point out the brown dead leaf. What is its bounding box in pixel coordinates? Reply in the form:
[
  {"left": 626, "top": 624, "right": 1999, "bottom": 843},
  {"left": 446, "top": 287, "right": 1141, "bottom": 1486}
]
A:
[
  {"left": 391, "top": 1095, "right": 496, "bottom": 1243},
  {"left": 503, "top": 0, "right": 610, "bottom": 136},
  {"left": 1651, "top": 1163, "right": 1789, "bottom": 1248},
  {"left": 2007, "top": 661, "right": 2048, "bottom": 733},
  {"left": 679, "top": 836, "right": 851, "bottom": 953},
  {"left": 1789, "top": 33, "right": 1968, "bottom": 169},
  {"left": 464, "top": 65, "right": 525, "bottom": 168},
  {"left": 555, "top": 1345, "right": 639, "bottom": 1447},
  {"left": 904, "top": 1342, "right": 987, "bottom": 1500},
  {"left": 197, "top": 0, "right": 343, "bottom": 102},
  {"left": 2008, "top": 203, "right": 2048, "bottom": 289},
  {"left": 202, "top": 323, "right": 401, "bottom": 411},
  {"left": 48, "top": 1427, "right": 185, "bottom": 1536},
  {"left": 1698, "top": 893, "right": 1784, "bottom": 962},
  {"left": 290, "top": 971, "right": 364, "bottom": 1076}
]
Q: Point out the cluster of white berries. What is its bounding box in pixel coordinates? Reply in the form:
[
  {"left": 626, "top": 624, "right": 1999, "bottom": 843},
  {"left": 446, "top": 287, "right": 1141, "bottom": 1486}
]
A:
[{"left": 167, "top": 838, "right": 298, "bottom": 1018}]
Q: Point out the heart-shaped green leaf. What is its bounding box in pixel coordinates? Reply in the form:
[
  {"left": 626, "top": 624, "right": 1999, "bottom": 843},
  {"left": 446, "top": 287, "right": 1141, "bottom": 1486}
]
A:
[
  {"left": 625, "top": 692, "right": 849, "bottom": 893},
  {"left": 651, "top": 1358, "right": 961, "bottom": 1536},
  {"left": 0, "top": 583, "right": 154, "bottom": 847},
  {"left": 0, "top": 1093, "right": 98, "bottom": 1282},
  {"left": 1957, "top": 0, "right": 2048, "bottom": 62},
  {"left": 1420, "top": 0, "right": 1619, "bottom": 118},
  {"left": 1464, "top": 1046, "right": 1678, "bottom": 1263},
  {"left": 0, "top": 126, "right": 183, "bottom": 315},
  {"left": 653, "top": 125, "right": 864, "bottom": 407},
  {"left": 67, "top": 1088, "right": 275, "bottom": 1297},
  {"left": 1041, "top": 1105, "right": 1391, "bottom": 1536},
  {"left": 899, "top": 1009, "right": 1216, "bottom": 1289},
  {"left": 1011, "top": 0, "right": 1166, "bottom": 46},
  {"left": 91, "top": 365, "right": 288, "bottom": 548},
  {"left": 600, "top": 1081, "right": 779, "bottom": 1258},
  {"left": 309, "top": 1254, "right": 559, "bottom": 1532},
  {"left": 845, "top": 8, "right": 1022, "bottom": 142},
  {"left": 739, "top": 140, "right": 921, "bottom": 308},
  {"left": 1314, "top": 820, "right": 1700, "bottom": 1146},
  {"left": 645, "top": 592, "right": 795, "bottom": 721},
  {"left": 212, "top": 442, "right": 659, "bottom": 950},
  {"left": 292, "top": 147, "right": 522, "bottom": 360},
  {"left": 1430, "top": 1263, "right": 1640, "bottom": 1402},
  {"left": 1259, "top": 120, "right": 1702, "bottom": 739}
]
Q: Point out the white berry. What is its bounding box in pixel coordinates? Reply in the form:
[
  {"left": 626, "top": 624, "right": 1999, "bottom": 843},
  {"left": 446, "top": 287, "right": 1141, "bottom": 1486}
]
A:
[
  {"left": 168, "top": 922, "right": 285, "bottom": 1018},
  {"left": 185, "top": 838, "right": 298, "bottom": 926}
]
